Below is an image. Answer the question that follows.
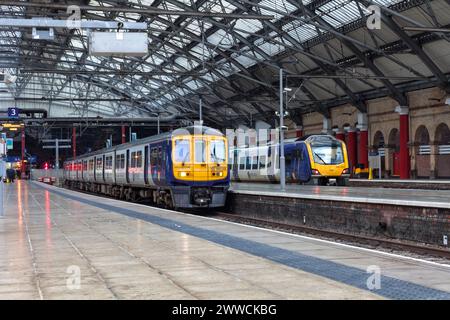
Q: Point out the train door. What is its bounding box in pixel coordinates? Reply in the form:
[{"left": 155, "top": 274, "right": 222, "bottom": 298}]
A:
[
  {"left": 193, "top": 137, "right": 208, "bottom": 181},
  {"left": 160, "top": 144, "right": 166, "bottom": 184},
  {"left": 150, "top": 145, "right": 160, "bottom": 185},
  {"left": 144, "top": 145, "right": 149, "bottom": 184},
  {"left": 285, "top": 150, "right": 294, "bottom": 182},
  {"left": 297, "top": 144, "right": 312, "bottom": 182},
  {"left": 102, "top": 155, "right": 105, "bottom": 182},
  {"left": 126, "top": 149, "right": 130, "bottom": 183}
]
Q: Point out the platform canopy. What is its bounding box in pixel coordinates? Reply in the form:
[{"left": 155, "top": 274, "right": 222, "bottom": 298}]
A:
[{"left": 0, "top": 0, "right": 449, "bottom": 126}]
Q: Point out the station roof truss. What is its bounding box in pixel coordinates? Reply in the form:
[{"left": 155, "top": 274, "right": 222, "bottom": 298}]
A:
[{"left": 0, "top": 0, "right": 449, "bottom": 127}]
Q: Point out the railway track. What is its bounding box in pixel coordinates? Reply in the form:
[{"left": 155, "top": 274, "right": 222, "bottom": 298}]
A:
[{"left": 212, "top": 211, "right": 450, "bottom": 261}]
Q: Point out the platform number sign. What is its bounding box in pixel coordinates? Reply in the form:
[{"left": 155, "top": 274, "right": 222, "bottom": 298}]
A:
[{"left": 7, "top": 107, "right": 19, "bottom": 119}]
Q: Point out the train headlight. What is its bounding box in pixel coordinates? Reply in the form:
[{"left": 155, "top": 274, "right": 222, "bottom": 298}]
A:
[
  {"left": 180, "top": 172, "right": 188, "bottom": 177},
  {"left": 342, "top": 168, "right": 349, "bottom": 174},
  {"left": 312, "top": 169, "right": 320, "bottom": 175},
  {"left": 218, "top": 172, "right": 223, "bottom": 177}
]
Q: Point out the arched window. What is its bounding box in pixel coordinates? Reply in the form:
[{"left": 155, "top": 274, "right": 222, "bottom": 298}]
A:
[
  {"left": 388, "top": 128, "right": 400, "bottom": 152},
  {"left": 373, "top": 131, "right": 385, "bottom": 148},
  {"left": 415, "top": 126, "right": 430, "bottom": 155},
  {"left": 435, "top": 123, "right": 450, "bottom": 155}
]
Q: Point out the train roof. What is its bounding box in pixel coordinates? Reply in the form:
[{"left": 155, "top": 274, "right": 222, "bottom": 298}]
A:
[{"left": 65, "top": 125, "right": 224, "bottom": 162}]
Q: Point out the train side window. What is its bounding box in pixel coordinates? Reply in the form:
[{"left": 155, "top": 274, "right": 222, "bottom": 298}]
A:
[
  {"left": 285, "top": 153, "right": 292, "bottom": 168},
  {"left": 259, "top": 155, "right": 266, "bottom": 169},
  {"left": 151, "top": 148, "right": 158, "bottom": 166},
  {"left": 121, "top": 154, "right": 125, "bottom": 169},
  {"left": 252, "top": 156, "right": 258, "bottom": 170},
  {"left": 130, "top": 152, "right": 136, "bottom": 168},
  {"left": 136, "top": 151, "right": 142, "bottom": 167},
  {"left": 158, "top": 147, "right": 162, "bottom": 167},
  {"left": 239, "top": 157, "right": 245, "bottom": 170},
  {"left": 96, "top": 157, "right": 102, "bottom": 170},
  {"left": 116, "top": 154, "right": 123, "bottom": 169}
]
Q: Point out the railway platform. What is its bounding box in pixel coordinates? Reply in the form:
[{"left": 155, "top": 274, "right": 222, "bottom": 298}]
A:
[
  {"left": 229, "top": 182, "right": 450, "bottom": 208},
  {"left": 1, "top": 181, "right": 450, "bottom": 300},
  {"left": 228, "top": 183, "right": 450, "bottom": 248}
]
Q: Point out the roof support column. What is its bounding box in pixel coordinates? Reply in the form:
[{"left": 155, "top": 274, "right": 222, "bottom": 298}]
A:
[
  {"left": 357, "top": 112, "right": 369, "bottom": 169},
  {"left": 121, "top": 125, "right": 127, "bottom": 144},
  {"left": 347, "top": 128, "right": 357, "bottom": 174},
  {"left": 322, "top": 117, "right": 332, "bottom": 135},
  {"left": 395, "top": 106, "right": 410, "bottom": 179}
]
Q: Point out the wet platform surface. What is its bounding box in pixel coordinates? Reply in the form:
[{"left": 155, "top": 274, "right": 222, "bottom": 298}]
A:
[
  {"left": 1, "top": 181, "right": 450, "bottom": 300},
  {"left": 230, "top": 182, "right": 450, "bottom": 208}
]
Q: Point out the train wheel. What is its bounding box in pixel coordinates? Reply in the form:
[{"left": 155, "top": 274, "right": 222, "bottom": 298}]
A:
[{"left": 164, "top": 193, "right": 174, "bottom": 209}]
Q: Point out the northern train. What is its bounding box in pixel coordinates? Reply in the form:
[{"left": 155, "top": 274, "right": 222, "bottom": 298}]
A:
[
  {"left": 229, "top": 134, "right": 350, "bottom": 186},
  {"left": 63, "top": 126, "right": 229, "bottom": 209}
]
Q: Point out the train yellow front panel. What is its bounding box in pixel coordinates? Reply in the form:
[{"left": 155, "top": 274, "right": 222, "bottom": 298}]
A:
[{"left": 172, "top": 135, "right": 228, "bottom": 182}]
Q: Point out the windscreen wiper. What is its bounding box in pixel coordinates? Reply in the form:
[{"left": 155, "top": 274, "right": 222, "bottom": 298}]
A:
[{"left": 314, "top": 152, "right": 326, "bottom": 164}]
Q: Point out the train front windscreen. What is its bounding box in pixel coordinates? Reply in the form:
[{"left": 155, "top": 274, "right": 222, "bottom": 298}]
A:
[{"left": 311, "top": 141, "right": 345, "bottom": 165}]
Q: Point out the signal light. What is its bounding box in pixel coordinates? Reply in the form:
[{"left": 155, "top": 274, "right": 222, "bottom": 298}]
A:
[{"left": 44, "top": 162, "right": 49, "bottom": 170}]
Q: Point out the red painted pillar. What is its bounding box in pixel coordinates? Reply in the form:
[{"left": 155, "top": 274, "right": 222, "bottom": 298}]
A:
[
  {"left": 347, "top": 129, "right": 357, "bottom": 173},
  {"left": 397, "top": 107, "right": 410, "bottom": 179},
  {"left": 296, "top": 127, "right": 303, "bottom": 138},
  {"left": 72, "top": 127, "right": 76, "bottom": 158},
  {"left": 335, "top": 131, "right": 345, "bottom": 141},
  {"left": 358, "top": 129, "right": 368, "bottom": 169},
  {"left": 21, "top": 126, "right": 25, "bottom": 177},
  {"left": 121, "top": 125, "right": 126, "bottom": 144}
]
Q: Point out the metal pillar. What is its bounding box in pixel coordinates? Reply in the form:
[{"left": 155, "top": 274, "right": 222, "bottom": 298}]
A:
[
  {"left": 157, "top": 116, "right": 160, "bottom": 135},
  {"left": 121, "top": 125, "right": 126, "bottom": 144},
  {"left": 199, "top": 98, "right": 203, "bottom": 125},
  {"left": 55, "top": 139, "right": 59, "bottom": 170},
  {"left": 359, "top": 129, "right": 369, "bottom": 169},
  {"left": 396, "top": 106, "right": 410, "bottom": 179},
  {"left": 347, "top": 129, "right": 357, "bottom": 173},
  {"left": 72, "top": 127, "right": 76, "bottom": 158},
  {"left": 21, "top": 126, "right": 25, "bottom": 177},
  {"left": 336, "top": 131, "right": 345, "bottom": 141},
  {"left": 279, "top": 68, "right": 286, "bottom": 192}
]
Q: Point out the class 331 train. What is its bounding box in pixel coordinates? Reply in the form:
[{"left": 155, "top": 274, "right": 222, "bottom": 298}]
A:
[{"left": 229, "top": 134, "right": 350, "bottom": 186}]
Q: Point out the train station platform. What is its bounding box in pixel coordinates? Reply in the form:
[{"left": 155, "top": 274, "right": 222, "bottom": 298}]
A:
[
  {"left": 229, "top": 182, "right": 450, "bottom": 208},
  {"left": 349, "top": 179, "right": 450, "bottom": 190},
  {"left": 1, "top": 181, "right": 450, "bottom": 300}
]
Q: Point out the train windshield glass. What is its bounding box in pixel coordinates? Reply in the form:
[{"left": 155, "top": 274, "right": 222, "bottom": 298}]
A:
[
  {"left": 174, "top": 139, "right": 191, "bottom": 163},
  {"left": 311, "top": 143, "right": 344, "bottom": 165},
  {"left": 195, "top": 139, "right": 207, "bottom": 163},
  {"left": 209, "top": 139, "right": 226, "bottom": 163}
]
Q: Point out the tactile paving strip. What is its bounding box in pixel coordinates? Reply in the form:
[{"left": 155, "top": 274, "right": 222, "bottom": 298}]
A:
[{"left": 38, "top": 183, "right": 450, "bottom": 300}]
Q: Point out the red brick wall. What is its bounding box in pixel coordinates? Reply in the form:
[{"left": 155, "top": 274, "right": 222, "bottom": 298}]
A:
[
  {"left": 437, "top": 155, "right": 450, "bottom": 178},
  {"left": 416, "top": 155, "right": 430, "bottom": 177}
]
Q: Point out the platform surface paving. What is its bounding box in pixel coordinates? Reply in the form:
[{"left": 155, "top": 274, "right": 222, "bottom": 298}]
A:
[{"left": 1, "top": 181, "right": 450, "bottom": 300}]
